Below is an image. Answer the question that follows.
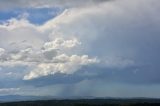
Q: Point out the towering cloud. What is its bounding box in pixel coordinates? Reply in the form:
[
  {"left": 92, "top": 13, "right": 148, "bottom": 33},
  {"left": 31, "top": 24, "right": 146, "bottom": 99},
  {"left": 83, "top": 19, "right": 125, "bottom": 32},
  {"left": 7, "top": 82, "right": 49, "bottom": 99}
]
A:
[{"left": 0, "top": 0, "right": 160, "bottom": 97}]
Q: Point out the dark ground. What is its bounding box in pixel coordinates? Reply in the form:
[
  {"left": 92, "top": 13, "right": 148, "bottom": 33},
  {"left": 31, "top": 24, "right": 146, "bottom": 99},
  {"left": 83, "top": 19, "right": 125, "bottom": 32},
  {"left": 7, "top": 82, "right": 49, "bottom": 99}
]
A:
[{"left": 0, "top": 99, "right": 160, "bottom": 106}]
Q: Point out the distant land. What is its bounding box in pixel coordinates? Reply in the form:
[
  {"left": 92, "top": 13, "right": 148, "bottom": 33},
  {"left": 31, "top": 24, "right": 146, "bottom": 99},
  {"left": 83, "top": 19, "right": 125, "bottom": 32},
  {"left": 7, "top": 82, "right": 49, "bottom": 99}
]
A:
[
  {"left": 0, "top": 95, "right": 160, "bottom": 106},
  {"left": 0, "top": 95, "right": 61, "bottom": 102}
]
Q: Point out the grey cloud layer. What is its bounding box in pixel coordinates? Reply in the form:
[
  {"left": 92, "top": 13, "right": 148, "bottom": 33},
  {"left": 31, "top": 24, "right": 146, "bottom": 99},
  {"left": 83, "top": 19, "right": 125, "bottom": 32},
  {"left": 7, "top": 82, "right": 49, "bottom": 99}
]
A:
[{"left": 0, "top": 0, "right": 111, "bottom": 10}]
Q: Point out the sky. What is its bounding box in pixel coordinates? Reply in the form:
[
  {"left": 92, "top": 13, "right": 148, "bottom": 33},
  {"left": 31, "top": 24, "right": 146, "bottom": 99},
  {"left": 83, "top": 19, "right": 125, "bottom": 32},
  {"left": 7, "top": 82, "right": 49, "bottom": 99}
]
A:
[{"left": 0, "top": 0, "right": 160, "bottom": 98}]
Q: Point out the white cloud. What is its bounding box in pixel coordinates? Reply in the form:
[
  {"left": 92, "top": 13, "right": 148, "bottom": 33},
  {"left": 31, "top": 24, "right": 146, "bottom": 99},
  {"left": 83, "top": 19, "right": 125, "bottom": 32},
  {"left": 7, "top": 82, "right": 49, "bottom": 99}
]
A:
[
  {"left": 0, "top": 32, "right": 98, "bottom": 80},
  {"left": 23, "top": 54, "right": 98, "bottom": 80},
  {"left": 0, "top": 19, "right": 45, "bottom": 50},
  {"left": 0, "top": 48, "right": 5, "bottom": 56},
  {"left": 43, "top": 37, "right": 81, "bottom": 50},
  {"left": 0, "top": 12, "right": 102, "bottom": 78}
]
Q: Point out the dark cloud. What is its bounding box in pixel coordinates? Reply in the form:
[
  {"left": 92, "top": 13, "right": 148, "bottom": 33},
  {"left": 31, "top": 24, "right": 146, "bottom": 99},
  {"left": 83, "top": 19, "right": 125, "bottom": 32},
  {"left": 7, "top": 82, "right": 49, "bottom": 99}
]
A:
[{"left": 22, "top": 64, "right": 160, "bottom": 87}]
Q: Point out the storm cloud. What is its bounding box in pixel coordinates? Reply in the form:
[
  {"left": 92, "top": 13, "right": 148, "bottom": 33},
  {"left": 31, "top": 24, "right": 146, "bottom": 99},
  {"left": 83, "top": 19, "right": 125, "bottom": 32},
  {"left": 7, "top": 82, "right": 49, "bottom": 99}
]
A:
[{"left": 0, "top": 0, "right": 160, "bottom": 97}]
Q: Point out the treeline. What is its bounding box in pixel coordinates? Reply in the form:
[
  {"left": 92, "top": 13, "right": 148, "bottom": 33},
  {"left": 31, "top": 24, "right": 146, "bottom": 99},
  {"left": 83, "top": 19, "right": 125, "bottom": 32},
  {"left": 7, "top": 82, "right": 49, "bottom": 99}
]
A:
[{"left": 0, "top": 100, "right": 160, "bottom": 106}]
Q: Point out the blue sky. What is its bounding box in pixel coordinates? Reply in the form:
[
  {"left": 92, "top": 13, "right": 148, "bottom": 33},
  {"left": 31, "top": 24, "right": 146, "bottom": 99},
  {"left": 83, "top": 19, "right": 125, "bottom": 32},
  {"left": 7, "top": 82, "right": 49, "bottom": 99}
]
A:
[
  {"left": 0, "top": 8, "right": 64, "bottom": 25},
  {"left": 0, "top": 0, "right": 160, "bottom": 98}
]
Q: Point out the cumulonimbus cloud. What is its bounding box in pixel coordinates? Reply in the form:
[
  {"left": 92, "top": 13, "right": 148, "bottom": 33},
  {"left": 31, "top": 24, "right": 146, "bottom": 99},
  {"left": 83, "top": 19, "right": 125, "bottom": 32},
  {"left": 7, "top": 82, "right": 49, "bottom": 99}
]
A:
[{"left": 0, "top": 0, "right": 160, "bottom": 90}]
